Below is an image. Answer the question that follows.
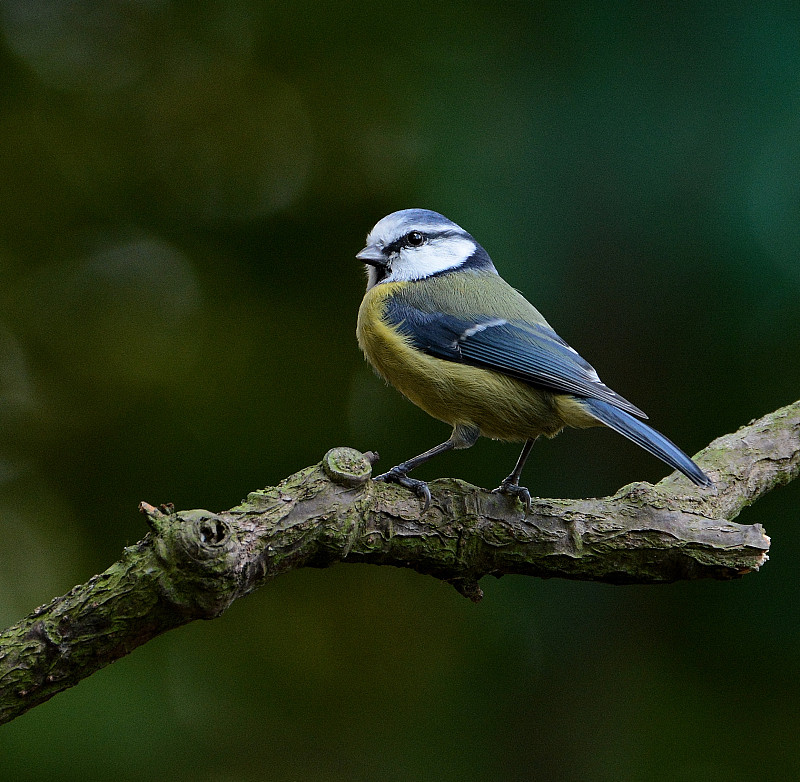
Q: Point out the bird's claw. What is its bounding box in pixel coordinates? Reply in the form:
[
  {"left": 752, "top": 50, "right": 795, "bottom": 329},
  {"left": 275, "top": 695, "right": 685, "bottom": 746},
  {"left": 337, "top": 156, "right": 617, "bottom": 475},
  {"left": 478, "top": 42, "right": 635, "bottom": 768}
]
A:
[
  {"left": 375, "top": 468, "right": 432, "bottom": 512},
  {"left": 493, "top": 479, "right": 532, "bottom": 514}
]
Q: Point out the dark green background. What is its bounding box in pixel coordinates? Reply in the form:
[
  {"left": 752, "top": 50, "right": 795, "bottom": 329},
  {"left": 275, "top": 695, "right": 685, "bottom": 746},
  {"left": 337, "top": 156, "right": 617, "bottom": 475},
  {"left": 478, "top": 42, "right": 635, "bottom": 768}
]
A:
[{"left": 1, "top": 2, "right": 798, "bottom": 779}]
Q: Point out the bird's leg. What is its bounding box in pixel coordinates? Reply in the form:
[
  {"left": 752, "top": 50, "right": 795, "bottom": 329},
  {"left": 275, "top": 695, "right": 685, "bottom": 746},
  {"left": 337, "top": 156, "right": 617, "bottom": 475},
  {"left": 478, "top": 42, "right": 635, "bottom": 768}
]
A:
[
  {"left": 374, "top": 441, "right": 455, "bottom": 512},
  {"left": 375, "top": 425, "right": 479, "bottom": 513},
  {"left": 493, "top": 437, "right": 537, "bottom": 513}
]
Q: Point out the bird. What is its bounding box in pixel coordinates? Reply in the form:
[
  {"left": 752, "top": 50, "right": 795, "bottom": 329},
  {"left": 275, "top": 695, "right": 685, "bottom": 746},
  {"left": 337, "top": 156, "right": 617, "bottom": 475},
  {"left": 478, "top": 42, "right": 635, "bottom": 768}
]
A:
[{"left": 355, "top": 208, "right": 711, "bottom": 512}]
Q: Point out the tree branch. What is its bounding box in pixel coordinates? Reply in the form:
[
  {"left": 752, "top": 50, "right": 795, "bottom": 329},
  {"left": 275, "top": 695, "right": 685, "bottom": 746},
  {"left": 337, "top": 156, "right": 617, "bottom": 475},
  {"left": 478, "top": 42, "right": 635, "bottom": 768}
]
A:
[{"left": 1, "top": 400, "right": 797, "bottom": 725}]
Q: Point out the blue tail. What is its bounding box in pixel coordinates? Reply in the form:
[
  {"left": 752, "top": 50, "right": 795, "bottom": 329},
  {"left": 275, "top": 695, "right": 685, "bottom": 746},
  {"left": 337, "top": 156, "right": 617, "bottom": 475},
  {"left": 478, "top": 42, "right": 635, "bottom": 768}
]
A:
[{"left": 581, "top": 398, "right": 711, "bottom": 487}]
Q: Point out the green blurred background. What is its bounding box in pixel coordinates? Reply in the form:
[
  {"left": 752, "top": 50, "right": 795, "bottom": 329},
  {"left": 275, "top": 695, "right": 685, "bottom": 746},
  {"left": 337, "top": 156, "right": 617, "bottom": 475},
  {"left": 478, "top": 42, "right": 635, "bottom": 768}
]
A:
[{"left": 1, "top": 1, "right": 799, "bottom": 779}]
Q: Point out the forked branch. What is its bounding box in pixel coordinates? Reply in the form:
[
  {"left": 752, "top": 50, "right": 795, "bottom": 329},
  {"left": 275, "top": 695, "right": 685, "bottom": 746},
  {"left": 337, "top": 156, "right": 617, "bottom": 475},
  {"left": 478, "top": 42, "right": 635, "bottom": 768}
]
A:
[{"left": 1, "top": 400, "right": 797, "bottom": 725}]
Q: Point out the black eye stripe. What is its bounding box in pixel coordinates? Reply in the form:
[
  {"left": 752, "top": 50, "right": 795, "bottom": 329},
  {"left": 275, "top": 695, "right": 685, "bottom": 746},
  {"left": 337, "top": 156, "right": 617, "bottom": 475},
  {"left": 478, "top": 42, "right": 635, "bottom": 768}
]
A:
[{"left": 384, "top": 228, "right": 460, "bottom": 254}]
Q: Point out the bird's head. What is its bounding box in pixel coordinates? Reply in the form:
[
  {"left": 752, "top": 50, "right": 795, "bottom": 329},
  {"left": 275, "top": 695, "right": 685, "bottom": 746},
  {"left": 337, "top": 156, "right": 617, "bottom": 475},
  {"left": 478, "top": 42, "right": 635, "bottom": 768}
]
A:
[{"left": 357, "top": 209, "right": 497, "bottom": 289}]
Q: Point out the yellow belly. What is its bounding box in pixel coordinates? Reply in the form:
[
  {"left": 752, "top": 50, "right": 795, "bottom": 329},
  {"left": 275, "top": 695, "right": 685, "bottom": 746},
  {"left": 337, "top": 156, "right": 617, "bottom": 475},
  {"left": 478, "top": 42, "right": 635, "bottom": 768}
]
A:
[{"left": 356, "top": 282, "right": 597, "bottom": 441}]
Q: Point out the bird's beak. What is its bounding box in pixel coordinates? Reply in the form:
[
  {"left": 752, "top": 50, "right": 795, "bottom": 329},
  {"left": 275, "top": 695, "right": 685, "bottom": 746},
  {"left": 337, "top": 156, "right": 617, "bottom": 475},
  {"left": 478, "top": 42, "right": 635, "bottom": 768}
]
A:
[{"left": 356, "top": 245, "right": 387, "bottom": 267}]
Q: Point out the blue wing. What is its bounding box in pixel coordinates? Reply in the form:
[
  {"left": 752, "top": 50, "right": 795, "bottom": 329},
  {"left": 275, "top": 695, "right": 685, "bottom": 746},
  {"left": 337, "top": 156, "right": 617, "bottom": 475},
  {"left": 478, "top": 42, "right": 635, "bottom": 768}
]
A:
[
  {"left": 384, "top": 297, "right": 647, "bottom": 418},
  {"left": 383, "top": 294, "right": 712, "bottom": 487}
]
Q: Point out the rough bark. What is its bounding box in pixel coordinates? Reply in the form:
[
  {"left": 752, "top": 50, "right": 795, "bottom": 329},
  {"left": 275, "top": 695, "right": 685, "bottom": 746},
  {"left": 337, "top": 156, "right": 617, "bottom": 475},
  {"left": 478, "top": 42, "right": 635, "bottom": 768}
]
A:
[{"left": 1, "top": 400, "right": 797, "bottom": 725}]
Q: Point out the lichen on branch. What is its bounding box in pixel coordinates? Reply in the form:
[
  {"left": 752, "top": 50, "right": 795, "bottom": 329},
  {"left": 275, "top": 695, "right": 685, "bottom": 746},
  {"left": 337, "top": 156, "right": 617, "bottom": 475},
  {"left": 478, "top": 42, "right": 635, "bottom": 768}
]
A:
[{"left": 0, "top": 400, "right": 797, "bottom": 726}]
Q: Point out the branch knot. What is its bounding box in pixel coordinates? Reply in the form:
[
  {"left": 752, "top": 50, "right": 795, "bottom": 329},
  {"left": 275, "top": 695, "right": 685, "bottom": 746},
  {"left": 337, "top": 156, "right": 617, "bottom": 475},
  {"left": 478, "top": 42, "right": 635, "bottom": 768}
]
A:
[{"left": 148, "top": 507, "right": 242, "bottom": 619}]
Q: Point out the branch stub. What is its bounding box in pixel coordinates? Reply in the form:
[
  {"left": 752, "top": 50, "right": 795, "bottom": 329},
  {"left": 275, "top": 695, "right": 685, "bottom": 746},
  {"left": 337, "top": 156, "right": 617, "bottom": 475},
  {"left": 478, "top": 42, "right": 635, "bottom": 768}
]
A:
[{"left": 323, "top": 447, "right": 374, "bottom": 487}]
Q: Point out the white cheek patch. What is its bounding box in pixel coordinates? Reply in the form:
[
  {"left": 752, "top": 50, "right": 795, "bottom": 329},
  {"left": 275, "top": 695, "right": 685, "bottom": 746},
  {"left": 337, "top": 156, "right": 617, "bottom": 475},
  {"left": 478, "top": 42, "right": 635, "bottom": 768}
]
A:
[{"left": 385, "top": 236, "right": 476, "bottom": 282}]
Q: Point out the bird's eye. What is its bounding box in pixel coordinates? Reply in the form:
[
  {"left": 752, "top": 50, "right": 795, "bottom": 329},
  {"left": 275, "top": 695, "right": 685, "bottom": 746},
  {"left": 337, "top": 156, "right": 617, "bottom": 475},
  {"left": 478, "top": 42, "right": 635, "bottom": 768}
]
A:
[{"left": 406, "top": 231, "right": 425, "bottom": 247}]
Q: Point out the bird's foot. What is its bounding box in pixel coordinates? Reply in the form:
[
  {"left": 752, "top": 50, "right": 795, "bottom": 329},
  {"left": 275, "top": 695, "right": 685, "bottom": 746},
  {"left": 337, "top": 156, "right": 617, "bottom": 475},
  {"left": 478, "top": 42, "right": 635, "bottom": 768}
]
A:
[
  {"left": 492, "top": 479, "right": 532, "bottom": 514},
  {"left": 374, "top": 467, "right": 432, "bottom": 512}
]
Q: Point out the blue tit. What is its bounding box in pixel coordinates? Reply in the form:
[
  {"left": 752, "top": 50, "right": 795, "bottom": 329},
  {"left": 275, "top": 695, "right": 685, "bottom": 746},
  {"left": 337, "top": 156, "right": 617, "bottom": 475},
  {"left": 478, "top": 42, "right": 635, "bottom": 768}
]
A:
[{"left": 356, "top": 208, "right": 711, "bottom": 511}]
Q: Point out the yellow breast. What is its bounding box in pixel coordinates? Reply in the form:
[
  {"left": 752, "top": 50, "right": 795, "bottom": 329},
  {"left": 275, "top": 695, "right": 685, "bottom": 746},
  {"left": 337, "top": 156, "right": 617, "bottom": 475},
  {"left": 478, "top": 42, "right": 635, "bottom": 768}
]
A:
[{"left": 356, "top": 281, "right": 584, "bottom": 441}]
